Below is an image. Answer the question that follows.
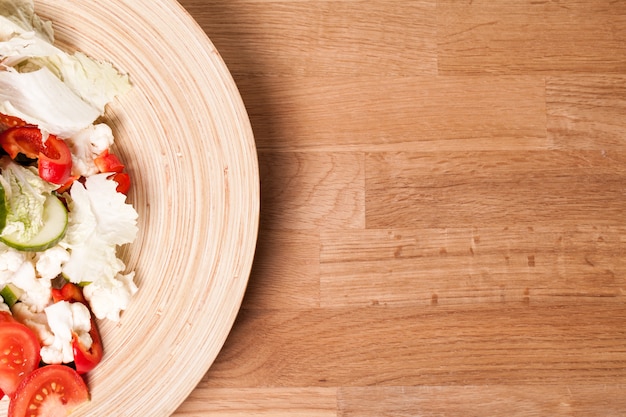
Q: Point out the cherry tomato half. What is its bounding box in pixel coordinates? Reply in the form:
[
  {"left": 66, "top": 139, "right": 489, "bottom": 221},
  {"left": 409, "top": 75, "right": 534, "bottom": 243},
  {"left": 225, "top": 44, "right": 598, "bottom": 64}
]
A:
[
  {"left": 8, "top": 364, "right": 89, "bottom": 417},
  {"left": 0, "top": 126, "right": 73, "bottom": 185},
  {"left": 0, "top": 319, "right": 41, "bottom": 397}
]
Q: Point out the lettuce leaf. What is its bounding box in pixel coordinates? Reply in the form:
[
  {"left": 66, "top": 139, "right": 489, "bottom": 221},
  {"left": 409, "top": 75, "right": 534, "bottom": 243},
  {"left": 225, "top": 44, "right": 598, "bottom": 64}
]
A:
[
  {"left": 0, "top": 0, "right": 53, "bottom": 42},
  {"left": 28, "top": 52, "right": 132, "bottom": 113},
  {"left": 0, "top": 26, "right": 57, "bottom": 67},
  {"left": 0, "top": 156, "right": 56, "bottom": 242},
  {"left": 0, "top": 67, "right": 102, "bottom": 137},
  {"left": 0, "top": 0, "right": 131, "bottom": 137},
  {"left": 61, "top": 173, "right": 138, "bottom": 286}
]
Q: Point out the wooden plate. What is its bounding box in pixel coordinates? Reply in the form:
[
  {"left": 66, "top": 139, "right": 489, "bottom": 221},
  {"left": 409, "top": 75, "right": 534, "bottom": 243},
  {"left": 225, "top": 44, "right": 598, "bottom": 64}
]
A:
[{"left": 0, "top": 1, "right": 259, "bottom": 415}]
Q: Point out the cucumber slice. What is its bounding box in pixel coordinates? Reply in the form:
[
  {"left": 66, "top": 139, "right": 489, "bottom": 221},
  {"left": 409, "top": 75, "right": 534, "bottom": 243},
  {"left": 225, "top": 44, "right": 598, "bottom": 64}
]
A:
[
  {"left": 0, "top": 283, "right": 21, "bottom": 307},
  {"left": 0, "top": 194, "right": 68, "bottom": 252}
]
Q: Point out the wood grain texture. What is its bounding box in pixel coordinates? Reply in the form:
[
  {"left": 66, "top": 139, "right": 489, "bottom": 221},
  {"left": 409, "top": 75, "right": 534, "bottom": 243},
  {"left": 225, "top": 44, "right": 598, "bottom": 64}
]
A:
[
  {"left": 365, "top": 151, "right": 626, "bottom": 228},
  {"left": 238, "top": 76, "right": 548, "bottom": 152},
  {"left": 204, "top": 305, "right": 626, "bottom": 387},
  {"left": 259, "top": 151, "right": 365, "bottom": 229},
  {"left": 548, "top": 75, "right": 626, "bottom": 149},
  {"left": 321, "top": 226, "right": 626, "bottom": 308},
  {"left": 175, "top": 388, "right": 337, "bottom": 417},
  {"left": 243, "top": 229, "right": 320, "bottom": 309},
  {"left": 438, "top": 0, "right": 626, "bottom": 74},
  {"left": 338, "top": 386, "right": 626, "bottom": 417},
  {"left": 173, "top": 0, "right": 626, "bottom": 415},
  {"left": 179, "top": 0, "right": 437, "bottom": 76}
]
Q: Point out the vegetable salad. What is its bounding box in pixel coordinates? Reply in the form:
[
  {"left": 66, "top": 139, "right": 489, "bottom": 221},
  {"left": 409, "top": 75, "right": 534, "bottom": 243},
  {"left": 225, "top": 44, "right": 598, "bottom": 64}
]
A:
[{"left": 0, "top": 0, "right": 138, "bottom": 415}]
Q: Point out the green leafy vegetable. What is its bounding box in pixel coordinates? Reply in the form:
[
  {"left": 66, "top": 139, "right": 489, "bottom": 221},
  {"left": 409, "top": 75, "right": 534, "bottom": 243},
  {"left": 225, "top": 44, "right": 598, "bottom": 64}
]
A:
[
  {"left": 0, "top": 0, "right": 131, "bottom": 137},
  {"left": 0, "top": 156, "right": 56, "bottom": 242}
]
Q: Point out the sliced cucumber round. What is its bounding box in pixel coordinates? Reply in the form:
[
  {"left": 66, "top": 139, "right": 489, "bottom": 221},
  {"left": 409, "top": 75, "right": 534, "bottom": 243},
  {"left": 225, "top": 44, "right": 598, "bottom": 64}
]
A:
[{"left": 0, "top": 194, "right": 68, "bottom": 252}]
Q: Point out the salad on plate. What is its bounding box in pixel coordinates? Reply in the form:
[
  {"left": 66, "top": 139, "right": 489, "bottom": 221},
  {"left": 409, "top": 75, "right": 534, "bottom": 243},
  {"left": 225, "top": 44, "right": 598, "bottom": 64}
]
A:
[{"left": 0, "top": 0, "right": 138, "bottom": 415}]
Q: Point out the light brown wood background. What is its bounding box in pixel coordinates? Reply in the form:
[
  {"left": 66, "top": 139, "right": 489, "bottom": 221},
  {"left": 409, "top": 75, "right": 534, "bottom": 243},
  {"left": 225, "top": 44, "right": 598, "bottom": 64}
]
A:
[{"left": 173, "top": 1, "right": 626, "bottom": 415}]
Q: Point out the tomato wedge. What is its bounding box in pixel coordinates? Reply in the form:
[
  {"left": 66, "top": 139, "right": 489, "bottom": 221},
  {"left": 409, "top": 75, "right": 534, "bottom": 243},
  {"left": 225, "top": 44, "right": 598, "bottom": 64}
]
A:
[
  {"left": 37, "top": 134, "right": 73, "bottom": 185},
  {"left": 8, "top": 364, "right": 89, "bottom": 417},
  {"left": 93, "top": 149, "right": 131, "bottom": 194},
  {"left": 110, "top": 172, "right": 131, "bottom": 194},
  {"left": 0, "top": 126, "right": 72, "bottom": 185},
  {"left": 51, "top": 283, "right": 104, "bottom": 374},
  {"left": 94, "top": 149, "right": 125, "bottom": 173},
  {"left": 71, "top": 316, "right": 103, "bottom": 375},
  {"left": 0, "top": 319, "right": 41, "bottom": 397}
]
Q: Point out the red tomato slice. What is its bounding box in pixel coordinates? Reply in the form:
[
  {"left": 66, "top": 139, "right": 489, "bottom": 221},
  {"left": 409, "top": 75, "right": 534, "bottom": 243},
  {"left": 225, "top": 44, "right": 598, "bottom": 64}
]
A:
[
  {"left": 93, "top": 149, "right": 131, "bottom": 193},
  {"left": 51, "top": 283, "right": 86, "bottom": 305},
  {"left": 54, "top": 175, "right": 80, "bottom": 194},
  {"left": 0, "top": 320, "right": 41, "bottom": 397},
  {"left": 110, "top": 172, "right": 131, "bottom": 194},
  {"left": 72, "top": 316, "right": 103, "bottom": 375},
  {"left": 0, "top": 311, "right": 15, "bottom": 323},
  {"left": 8, "top": 365, "right": 89, "bottom": 417},
  {"left": 0, "top": 126, "right": 41, "bottom": 159},
  {"left": 94, "top": 149, "right": 125, "bottom": 173},
  {"left": 38, "top": 135, "right": 73, "bottom": 185},
  {"left": 0, "top": 126, "right": 73, "bottom": 185},
  {"left": 51, "top": 283, "right": 104, "bottom": 374}
]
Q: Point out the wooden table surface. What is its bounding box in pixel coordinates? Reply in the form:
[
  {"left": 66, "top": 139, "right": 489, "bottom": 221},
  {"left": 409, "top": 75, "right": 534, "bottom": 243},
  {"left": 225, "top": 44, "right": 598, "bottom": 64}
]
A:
[{"left": 173, "top": 1, "right": 626, "bottom": 415}]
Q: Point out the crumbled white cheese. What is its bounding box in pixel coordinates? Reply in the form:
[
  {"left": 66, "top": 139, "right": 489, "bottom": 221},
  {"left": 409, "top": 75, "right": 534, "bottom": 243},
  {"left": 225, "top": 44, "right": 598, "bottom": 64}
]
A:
[
  {"left": 35, "top": 245, "right": 70, "bottom": 280},
  {"left": 10, "top": 260, "right": 51, "bottom": 312},
  {"left": 40, "top": 300, "right": 92, "bottom": 364},
  {"left": 70, "top": 302, "right": 93, "bottom": 348},
  {"left": 12, "top": 301, "right": 55, "bottom": 346},
  {"left": 0, "top": 244, "right": 26, "bottom": 287},
  {"left": 41, "top": 301, "right": 73, "bottom": 363},
  {"left": 66, "top": 123, "right": 115, "bottom": 177},
  {"left": 83, "top": 271, "right": 137, "bottom": 321}
]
